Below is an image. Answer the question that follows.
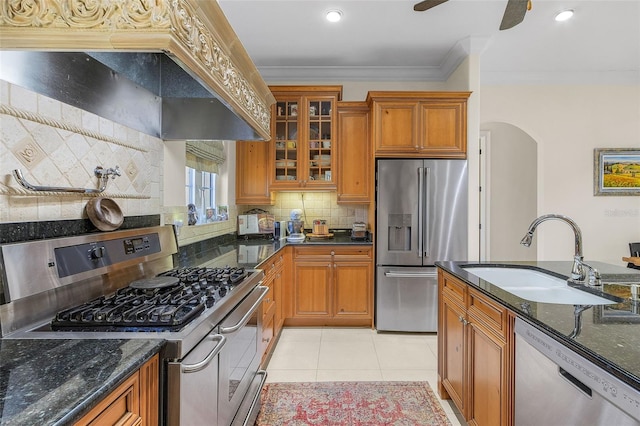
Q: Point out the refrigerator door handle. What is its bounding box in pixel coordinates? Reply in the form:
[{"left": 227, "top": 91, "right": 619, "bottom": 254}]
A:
[
  {"left": 417, "top": 167, "right": 424, "bottom": 258},
  {"left": 384, "top": 271, "right": 438, "bottom": 278},
  {"left": 424, "top": 167, "right": 431, "bottom": 258}
]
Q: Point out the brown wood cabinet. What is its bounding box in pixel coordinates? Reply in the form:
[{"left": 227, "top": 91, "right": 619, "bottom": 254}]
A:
[
  {"left": 438, "top": 270, "right": 514, "bottom": 426},
  {"left": 336, "top": 101, "right": 371, "bottom": 204},
  {"left": 236, "top": 140, "right": 274, "bottom": 205},
  {"left": 261, "top": 251, "right": 285, "bottom": 363},
  {"left": 286, "top": 246, "right": 373, "bottom": 327},
  {"left": 74, "top": 354, "right": 159, "bottom": 426},
  {"left": 269, "top": 86, "right": 342, "bottom": 190},
  {"left": 367, "top": 91, "right": 470, "bottom": 158}
]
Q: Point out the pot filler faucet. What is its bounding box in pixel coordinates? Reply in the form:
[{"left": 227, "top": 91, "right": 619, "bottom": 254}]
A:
[{"left": 520, "top": 214, "right": 601, "bottom": 286}]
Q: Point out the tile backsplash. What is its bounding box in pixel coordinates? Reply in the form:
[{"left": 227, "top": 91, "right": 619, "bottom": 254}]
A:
[
  {"left": 239, "top": 192, "right": 368, "bottom": 229},
  {"left": 0, "top": 81, "right": 163, "bottom": 224}
]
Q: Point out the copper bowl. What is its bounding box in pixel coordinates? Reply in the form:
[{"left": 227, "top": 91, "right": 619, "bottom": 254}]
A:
[{"left": 86, "top": 197, "right": 124, "bottom": 231}]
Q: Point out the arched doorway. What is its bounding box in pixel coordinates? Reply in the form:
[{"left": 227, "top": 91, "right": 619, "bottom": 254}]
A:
[{"left": 480, "top": 123, "right": 538, "bottom": 261}]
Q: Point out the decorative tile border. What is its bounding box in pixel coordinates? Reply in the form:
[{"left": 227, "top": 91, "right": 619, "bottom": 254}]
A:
[{"left": 0, "top": 104, "right": 148, "bottom": 153}]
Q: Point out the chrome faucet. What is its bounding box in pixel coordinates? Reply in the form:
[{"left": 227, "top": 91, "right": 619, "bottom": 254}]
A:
[{"left": 520, "top": 214, "right": 586, "bottom": 282}]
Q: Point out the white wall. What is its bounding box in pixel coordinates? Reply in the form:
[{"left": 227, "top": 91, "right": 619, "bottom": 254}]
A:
[
  {"left": 480, "top": 85, "right": 640, "bottom": 265},
  {"left": 481, "top": 123, "right": 537, "bottom": 261}
]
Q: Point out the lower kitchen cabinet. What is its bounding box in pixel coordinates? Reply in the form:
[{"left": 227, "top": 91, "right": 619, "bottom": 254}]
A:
[
  {"left": 287, "top": 246, "right": 373, "bottom": 327},
  {"left": 260, "top": 252, "right": 285, "bottom": 364},
  {"left": 438, "top": 270, "right": 514, "bottom": 426},
  {"left": 74, "top": 354, "right": 159, "bottom": 426}
]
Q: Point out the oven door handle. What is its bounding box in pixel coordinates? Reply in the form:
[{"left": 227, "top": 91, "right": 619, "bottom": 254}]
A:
[
  {"left": 181, "top": 334, "right": 226, "bottom": 373},
  {"left": 220, "top": 285, "right": 269, "bottom": 334}
]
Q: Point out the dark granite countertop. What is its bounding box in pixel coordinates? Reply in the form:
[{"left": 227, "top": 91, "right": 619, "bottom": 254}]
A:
[
  {"left": 177, "top": 229, "right": 372, "bottom": 270},
  {"left": 0, "top": 338, "right": 164, "bottom": 426},
  {"left": 436, "top": 260, "right": 640, "bottom": 392}
]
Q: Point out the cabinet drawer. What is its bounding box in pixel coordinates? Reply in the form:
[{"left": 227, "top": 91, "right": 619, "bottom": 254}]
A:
[
  {"left": 74, "top": 371, "right": 141, "bottom": 426},
  {"left": 261, "top": 312, "right": 275, "bottom": 352},
  {"left": 293, "top": 246, "right": 371, "bottom": 259},
  {"left": 441, "top": 272, "right": 466, "bottom": 305},
  {"left": 261, "top": 252, "right": 284, "bottom": 277},
  {"left": 262, "top": 284, "right": 275, "bottom": 319},
  {"left": 467, "top": 287, "right": 508, "bottom": 338}
]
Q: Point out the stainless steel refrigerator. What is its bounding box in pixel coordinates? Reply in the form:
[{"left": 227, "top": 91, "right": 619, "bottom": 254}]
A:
[{"left": 376, "top": 159, "right": 468, "bottom": 332}]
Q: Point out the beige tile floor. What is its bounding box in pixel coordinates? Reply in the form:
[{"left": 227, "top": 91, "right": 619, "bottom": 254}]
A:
[{"left": 264, "top": 327, "right": 466, "bottom": 425}]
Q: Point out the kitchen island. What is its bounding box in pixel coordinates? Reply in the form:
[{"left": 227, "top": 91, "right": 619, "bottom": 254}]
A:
[{"left": 436, "top": 260, "right": 640, "bottom": 425}]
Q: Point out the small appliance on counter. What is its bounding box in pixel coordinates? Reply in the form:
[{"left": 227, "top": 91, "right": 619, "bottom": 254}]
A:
[
  {"left": 238, "top": 209, "right": 275, "bottom": 238},
  {"left": 350, "top": 222, "right": 368, "bottom": 241},
  {"left": 286, "top": 209, "right": 305, "bottom": 243}
]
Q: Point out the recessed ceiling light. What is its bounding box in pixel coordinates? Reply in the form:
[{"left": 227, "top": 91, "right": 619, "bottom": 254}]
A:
[
  {"left": 326, "top": 10, "right": 342, "bottom": 23},
  {"left": 555, "top": 9, "right": 574, "bottom": 22}
]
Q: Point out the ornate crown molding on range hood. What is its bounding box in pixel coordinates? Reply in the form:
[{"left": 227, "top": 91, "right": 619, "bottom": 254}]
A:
[{"left": 0, "top": 0, "right": 275, "bottom": 141}]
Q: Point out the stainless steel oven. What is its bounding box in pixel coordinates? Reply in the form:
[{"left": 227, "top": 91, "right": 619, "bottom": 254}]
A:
[
  {"left": 166, "top": 283, "right": 268, "bottom": 426},
  {"left": 0, "top": 225, "right": 268, "bottom": 426},
  {"left": 218, "top": 286, "right": 267, "bottom": 426}
]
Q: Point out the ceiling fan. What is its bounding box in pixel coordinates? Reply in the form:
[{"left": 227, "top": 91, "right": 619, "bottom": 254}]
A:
[{"left": 414, "top": 0, "right": 532, "bottom": 30}]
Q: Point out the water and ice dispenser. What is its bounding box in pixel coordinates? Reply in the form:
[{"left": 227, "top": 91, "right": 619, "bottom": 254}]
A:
[{"left": 387, "top": 214, "right": 412, "bottom": 251}]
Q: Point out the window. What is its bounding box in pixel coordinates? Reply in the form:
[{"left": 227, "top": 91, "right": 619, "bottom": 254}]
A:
[
  {"left": 184, "top": 140, "right": 228, "bottom": 225},
  {"left": 186, "top": 167, "right": 218, "bottom": 224}
]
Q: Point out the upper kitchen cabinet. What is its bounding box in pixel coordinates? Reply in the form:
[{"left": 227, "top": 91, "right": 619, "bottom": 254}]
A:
[
  {"left": 336, "top": 102, "right": 372, "bottom": 204},
  {"left": 236, "top": 141, "right": 275, "bottom": 205},
  {"left": 367, "top": 92, "right": 471, "bottom": 159},
  {"left": 269, "top": 86, "right": 342, "bottom": 190}
]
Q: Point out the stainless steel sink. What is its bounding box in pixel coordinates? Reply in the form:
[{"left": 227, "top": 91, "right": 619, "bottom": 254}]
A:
[{"left": 462, "top": 266, "right": 616, "bottom": 305}]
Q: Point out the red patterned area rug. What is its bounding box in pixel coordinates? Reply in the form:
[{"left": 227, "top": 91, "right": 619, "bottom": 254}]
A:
[{"left": 255, "top": 381, "right": 452, "bottom": 426}]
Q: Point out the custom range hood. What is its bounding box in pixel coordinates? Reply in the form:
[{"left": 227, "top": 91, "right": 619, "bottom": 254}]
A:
[{"left": 0, "top": 0, "right": 275, "bottom": 141}]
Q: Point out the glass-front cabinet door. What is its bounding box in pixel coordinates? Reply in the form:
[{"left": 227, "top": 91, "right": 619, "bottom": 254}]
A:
[
  {"left": 273, "top": 98, "right": 299, "bottom": 184},
  {"left": 306, "top": 99, "right": 334, "bottom": 186},
  {"left": 270, "top": 87, "right": 341, "bottom": 190}
]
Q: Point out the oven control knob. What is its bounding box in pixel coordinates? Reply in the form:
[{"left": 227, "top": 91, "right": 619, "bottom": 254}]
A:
[{"left": 90, "top": 246, "right": 106, "bottom": 260}]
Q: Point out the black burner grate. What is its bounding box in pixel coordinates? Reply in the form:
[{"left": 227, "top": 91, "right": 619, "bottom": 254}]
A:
[{"left": 51, "top": 266, "right": 247, "bottom": 331}]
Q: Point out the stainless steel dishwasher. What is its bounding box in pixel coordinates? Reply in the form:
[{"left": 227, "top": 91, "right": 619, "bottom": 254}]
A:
[{"left": 515, "top": 318, "right": 640, "bottom": 425}]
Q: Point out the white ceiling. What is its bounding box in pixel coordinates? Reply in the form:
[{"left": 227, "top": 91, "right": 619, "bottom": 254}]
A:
[{"left": 218, "top": 0, "right": 640, "bottom": 84}]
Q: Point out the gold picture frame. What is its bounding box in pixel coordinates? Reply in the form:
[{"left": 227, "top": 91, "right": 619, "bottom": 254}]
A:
[{"left": 593, "top": 148, "right": 640, "bottom": 196}]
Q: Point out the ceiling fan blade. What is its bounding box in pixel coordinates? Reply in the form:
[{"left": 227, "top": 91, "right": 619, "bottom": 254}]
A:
[
  {"left": 499, "top": 0, "right": 529, "bottom": 30},
  {"left": 413, "top": 0, "right": 449, "bottom": 12}
]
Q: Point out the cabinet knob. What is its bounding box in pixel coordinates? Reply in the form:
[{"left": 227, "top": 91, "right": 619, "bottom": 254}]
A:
[
  {"left": 262, "top": 337, "right": 270, "bottom": 343},
  {"left": 330, "top": 250, "right": 335, "bottom": 256}
]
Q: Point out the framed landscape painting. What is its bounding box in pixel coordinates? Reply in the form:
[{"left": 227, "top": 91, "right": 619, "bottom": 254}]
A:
[{"left": 594, "top": 148, "right": 640, "bottom": 196}]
